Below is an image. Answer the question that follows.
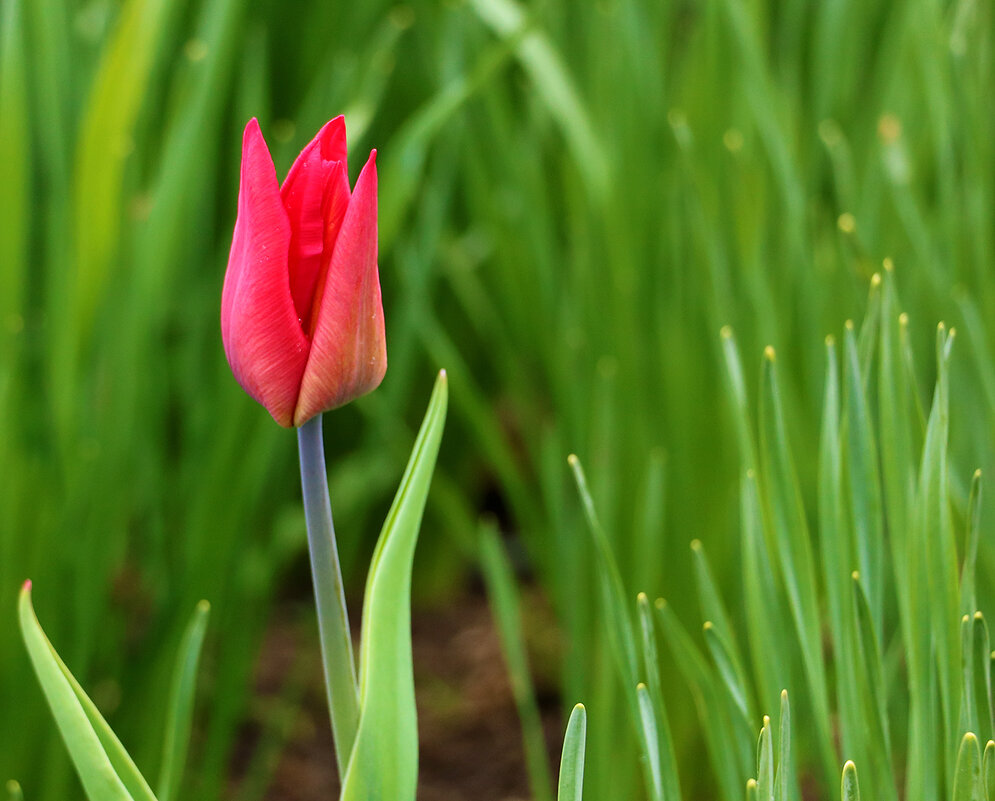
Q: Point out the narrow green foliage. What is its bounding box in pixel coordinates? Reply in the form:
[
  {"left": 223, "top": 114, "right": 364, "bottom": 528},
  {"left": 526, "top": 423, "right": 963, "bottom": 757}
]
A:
[
  {"left": 655, "top": 599, "right": 747, "bottom": 801},
  {"left": 340, "top": 372, "right": 448, "bottom": 801},
  {"left": 571, "top": 452, "right": 670, "bottom": 801},
  {"left": 558, "top": 704, "right": 587, "bottom": 801},
  {"left": 962, "top": 471, "right": 984, "bottom": 617},
  {"left": 468, "top": 0, "right": 608, "bottom": 198},
  {"left": 636, "top": 684, "right": 663, "bottom": 801},
  {"left": 720, "top": 328, "right": 758, "bottom": 469},
  {"left": 758, "top": 350, "right": 834, "bottom": 782},
  {"left": 919, "top": 325, "right": 960, "bottom": 770},
  {"left": 972, "top": 614, "right": 994, "bottom": 744},
  {"left": 479, "top": 524, "right": 555, "bottom": 801},
  {"left": 851, "top": 573, "right": 891, "bottom": 754},
  {"left": 19, "top": 583, "right": 150, "bottom": 801},
  {"left": 693, "top": 541, "right": 753, "bottom": 723},
  {"left": 71, "top": 0, "right": 171, "bottom": 332},
  {"left": 0, "top": 0, "right": 28, "bottom": 366},
  {"left": 757, "top": 716, "right": 774, "bottom": 801},
  {"left": 983, "top": 741, "right": 995, "bottom": 801},
  {"left": 599, "top": 299, "right": 988, "bottom": 801},
  {"left": 843, "top": 323, "right": 884, "bottom": 634},
  {"left": 842, "top": 762, "right": 860, "bottom": 801},
  {"left": 157, "top": 601, "right": 210, "bottom": 801},
  {"left": 704, "top": 621, "right": 751, "bottom": 726},
  {"left": 819, "top": 337, "right": 862, "bottom": 763},
  {"left": 568, "top": 455, "right": 639, "bottom": 691},
  {"left": 774, "top": 691, "right": 793, "bottom": 801},
  {"left": 738, "top": 469, "right": 790, "bottom": 719},
  {"left": 636, "top": 594, "right": 680, "bottom": 801},
  {"left": 953, "top": 733, "right": 983, "bottom": 801}
]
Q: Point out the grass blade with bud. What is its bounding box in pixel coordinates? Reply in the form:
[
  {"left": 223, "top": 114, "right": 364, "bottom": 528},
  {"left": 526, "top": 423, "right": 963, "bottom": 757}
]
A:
[
  {"left": 156, "top": 601, "right": 210, "bottom": 801},
  {"left": 558, "top": 704, "right": 587, "bottom": 801}
]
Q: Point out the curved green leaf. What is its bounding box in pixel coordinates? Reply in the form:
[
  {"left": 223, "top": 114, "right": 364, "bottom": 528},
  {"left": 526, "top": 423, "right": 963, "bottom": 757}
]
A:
[
  {"left": 339, "top": 371, "right": 448, "bottom": 801},
  {"left": 19, "top": 582, "right": 142, "bottom": 801},
  {"left": 157, "top": 601, "right": 211, "bottom": 801}
]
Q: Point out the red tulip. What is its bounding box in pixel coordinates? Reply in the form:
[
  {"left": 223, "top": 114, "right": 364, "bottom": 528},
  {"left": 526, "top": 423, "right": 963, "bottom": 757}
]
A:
[{"left": 221, "top": 117, "right": 386, "bottom": 427}]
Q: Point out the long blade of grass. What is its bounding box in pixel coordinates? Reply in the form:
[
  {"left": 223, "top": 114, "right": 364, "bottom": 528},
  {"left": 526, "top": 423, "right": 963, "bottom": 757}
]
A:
[
  {"left": 0, "top": 0, "right": 28, "bottom": 367},
  {"left": 758, "top": 348, "right": 835, "bottom": 781},
  {"left": 842, "top": 323, "right": 884, "bottom": 634},
  {"left": 961, "top": 470, "right": 984, "bottom": 617},
  {"left": 636, "top": 594, "right": 681, "bottom": 801},
  {"left": 691, "top": 539, "right": 753, "bottom": 722},
  {"left": 636, "top": 683, "right": 663, "bottom": 801},
  {"left": 479, "top": 523, "right": 555, "bottom": 801},
  {"left": 468, "top": 0, "right": 608, "bottom": 199},
  {"left": 774, "top": 691, "right": 795, "bottom": 801},
  {"left": 156, "top": 601, "right": 211, "bottom": 801}
]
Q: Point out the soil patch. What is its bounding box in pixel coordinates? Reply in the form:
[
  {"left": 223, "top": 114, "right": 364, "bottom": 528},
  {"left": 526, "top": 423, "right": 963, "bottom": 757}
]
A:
[{"left": 230, "top": 589, "right": 562, "bottom": 801}]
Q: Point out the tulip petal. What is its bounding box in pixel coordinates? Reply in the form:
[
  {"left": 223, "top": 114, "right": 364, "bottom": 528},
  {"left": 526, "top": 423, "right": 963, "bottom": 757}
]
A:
[
  {"left": 294, "top": 151, "right": 386, "bottom": 425},
  {"left": 281, "top": 116, "right": 350, "bottom": 328},
  {"left": 222, "top": 119, "right": 308, "bottom": 427}
]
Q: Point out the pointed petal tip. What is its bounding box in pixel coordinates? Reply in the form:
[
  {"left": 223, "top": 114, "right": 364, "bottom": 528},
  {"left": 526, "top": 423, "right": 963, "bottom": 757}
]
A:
[
  {"left": 309, "top": 116, "right": 348, "bottom": 163},
  {"left": 20, "top": 579, "right": 31, "bottom": 598},
  {"left": 243, "top": 117, "right": 261, "bottom": 140}
]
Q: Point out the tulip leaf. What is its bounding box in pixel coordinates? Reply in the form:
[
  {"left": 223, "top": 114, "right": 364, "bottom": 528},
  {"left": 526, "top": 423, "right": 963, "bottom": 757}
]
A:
[
  {"left": 157, "top": 601, "right": 211, "bottom": 801},
  {"left": 339, "top": 370, "right": 448, "bottom": 801},
  {"left": 19, "top": 583, "right": 150, "bottom": 801},
  {"left": 557, "top": 704, "right": 587, "bottom": 801}
]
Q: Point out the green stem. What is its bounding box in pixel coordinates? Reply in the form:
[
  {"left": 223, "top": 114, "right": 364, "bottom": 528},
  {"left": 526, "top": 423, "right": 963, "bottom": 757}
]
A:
[{"left": 297, "top": 414, "right": 359, "bottom": 777}]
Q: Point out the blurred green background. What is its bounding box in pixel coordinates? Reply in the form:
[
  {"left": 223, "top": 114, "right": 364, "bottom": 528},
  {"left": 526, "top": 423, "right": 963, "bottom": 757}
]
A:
[{"left": 2, "top": 0, "right": 995, "bottom": 797}]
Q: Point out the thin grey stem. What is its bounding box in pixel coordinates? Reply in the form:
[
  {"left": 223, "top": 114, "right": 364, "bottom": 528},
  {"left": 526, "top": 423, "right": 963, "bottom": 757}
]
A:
[{"left": 297, "top": 414, "right": 360, "bottom": 777}]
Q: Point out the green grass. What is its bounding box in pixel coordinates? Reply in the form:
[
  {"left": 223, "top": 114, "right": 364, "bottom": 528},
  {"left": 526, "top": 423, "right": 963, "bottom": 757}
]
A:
[{"left": 3, "top": 0, "right": 995, "bottom": 797}]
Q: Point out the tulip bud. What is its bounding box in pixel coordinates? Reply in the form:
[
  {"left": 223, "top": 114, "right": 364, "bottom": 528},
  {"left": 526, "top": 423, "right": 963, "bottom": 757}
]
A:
[{"left": 221, "top": 117, "right": 386, "bottom": 427}]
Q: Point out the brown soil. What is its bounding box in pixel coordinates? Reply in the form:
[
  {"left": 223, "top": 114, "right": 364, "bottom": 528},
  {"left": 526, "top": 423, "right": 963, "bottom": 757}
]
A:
[{"left": 230, "top": 590, "right": 562, "bottom": 801}]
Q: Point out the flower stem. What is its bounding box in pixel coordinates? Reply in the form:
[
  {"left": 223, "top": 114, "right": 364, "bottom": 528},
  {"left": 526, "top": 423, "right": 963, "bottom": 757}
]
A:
[{"left": 297, "top": 414, "right": 359, "bottom": 777}]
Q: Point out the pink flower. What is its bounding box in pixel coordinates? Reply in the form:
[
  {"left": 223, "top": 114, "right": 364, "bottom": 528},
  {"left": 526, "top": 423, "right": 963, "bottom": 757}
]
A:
[{"left": 221, "top": 117, "right": 386, "bottom": 427}]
